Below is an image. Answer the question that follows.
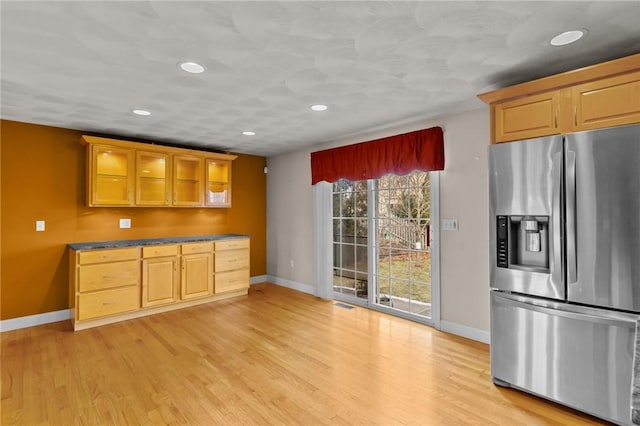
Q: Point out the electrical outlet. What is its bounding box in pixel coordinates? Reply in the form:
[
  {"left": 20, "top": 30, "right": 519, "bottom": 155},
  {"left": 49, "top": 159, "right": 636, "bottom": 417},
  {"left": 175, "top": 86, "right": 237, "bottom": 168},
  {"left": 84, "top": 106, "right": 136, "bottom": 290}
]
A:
[
  {"left": 36, "top": 220, "right": 45, "bottom": 232},
  {"left": 119, "top": 218, "right": 131, "bottom": 229},
  {"left": 442, "top": 219, "right": 459, "bottom": 231}
]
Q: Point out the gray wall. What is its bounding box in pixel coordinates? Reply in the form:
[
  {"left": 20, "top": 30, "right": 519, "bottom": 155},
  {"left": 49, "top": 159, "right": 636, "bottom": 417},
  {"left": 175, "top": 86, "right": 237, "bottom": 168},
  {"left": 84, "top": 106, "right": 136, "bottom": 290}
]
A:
[{"left": 266, "top": 107, "right": 490, "bottom": 338}]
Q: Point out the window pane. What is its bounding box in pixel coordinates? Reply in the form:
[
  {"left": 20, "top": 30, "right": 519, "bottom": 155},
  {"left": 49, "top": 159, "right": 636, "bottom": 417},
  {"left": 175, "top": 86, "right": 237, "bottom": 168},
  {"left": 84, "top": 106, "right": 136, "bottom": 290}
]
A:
[
  {"left": 332, "top": 193, "right": 341, "bottom": 217},
  {"left": 355, "top": 191, "right": 367, "bottom": 217},
  {"left": 389, "top": 250, "right": 409, "bottom": 279},
  {"left": 341, "top": 219, "right": 354, "bottom": 239},
  {"left": 355, "top": 245, "right": 368, "bottom": 273},
  {"left": 332, "top": 219, "right": 341, "bottom": 240},
  {"left": 356, "top": 219, "right": 368, "bottom": 237},
  {"left": 411, "top": 253, "right": 431, "bottom": 284}
]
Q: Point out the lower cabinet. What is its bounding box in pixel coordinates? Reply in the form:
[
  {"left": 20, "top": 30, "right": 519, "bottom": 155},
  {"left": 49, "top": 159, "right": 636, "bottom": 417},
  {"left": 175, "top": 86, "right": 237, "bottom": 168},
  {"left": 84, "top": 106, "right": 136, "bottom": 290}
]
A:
[
  {"left": 142, "top": 245, "right": 179, "bottom": 307},
  {"left": 69, "top": 237, "right": 250, "bottom": 330},
  {"left": 181, "top": 242, "right": 213, "bottom": 299},
  {"left": 214, "top": 239, "right": 250, "bottom": 293},
  {"left": 72, "top": 247, "right": 140, "bottom": 321}
]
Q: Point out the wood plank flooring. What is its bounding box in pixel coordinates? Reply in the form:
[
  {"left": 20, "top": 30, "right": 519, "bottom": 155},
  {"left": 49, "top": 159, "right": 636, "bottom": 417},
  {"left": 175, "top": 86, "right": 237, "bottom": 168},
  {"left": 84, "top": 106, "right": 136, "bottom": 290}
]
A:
[{"left": 2, "top": 283, "right": 608, "bottom": 425}]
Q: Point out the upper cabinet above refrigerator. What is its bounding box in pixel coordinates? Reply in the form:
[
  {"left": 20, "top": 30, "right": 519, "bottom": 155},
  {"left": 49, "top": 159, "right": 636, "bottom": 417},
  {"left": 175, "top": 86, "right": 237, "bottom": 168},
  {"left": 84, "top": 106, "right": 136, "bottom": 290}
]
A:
[{"left": 478, "top": 53, "right": 640, "bottom": 144}]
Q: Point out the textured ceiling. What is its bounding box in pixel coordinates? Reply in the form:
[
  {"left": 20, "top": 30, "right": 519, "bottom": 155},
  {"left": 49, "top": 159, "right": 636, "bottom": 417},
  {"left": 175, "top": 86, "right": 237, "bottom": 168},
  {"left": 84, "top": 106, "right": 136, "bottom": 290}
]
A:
[{"left": 2, "top": 1, "right": 640, "bottom": 156}]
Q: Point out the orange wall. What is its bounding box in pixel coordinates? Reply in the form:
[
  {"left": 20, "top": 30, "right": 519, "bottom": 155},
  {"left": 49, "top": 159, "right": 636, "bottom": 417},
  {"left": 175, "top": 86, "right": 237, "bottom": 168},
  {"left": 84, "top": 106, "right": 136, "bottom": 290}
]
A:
[{"left": 0, "top": 120, "right": 267, "bottom": 320}]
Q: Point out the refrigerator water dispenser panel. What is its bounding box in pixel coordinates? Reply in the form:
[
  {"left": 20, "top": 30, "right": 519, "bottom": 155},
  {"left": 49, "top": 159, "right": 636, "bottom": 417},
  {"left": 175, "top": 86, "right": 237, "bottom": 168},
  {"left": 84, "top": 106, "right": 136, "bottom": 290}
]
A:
[{"left": 497, "top": 215, "right": 549, "bottom": 272}]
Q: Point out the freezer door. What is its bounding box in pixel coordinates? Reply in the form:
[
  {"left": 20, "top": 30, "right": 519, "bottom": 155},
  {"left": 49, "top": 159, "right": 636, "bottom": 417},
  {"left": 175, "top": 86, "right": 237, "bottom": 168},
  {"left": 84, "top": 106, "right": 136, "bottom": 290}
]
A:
[
  {"left": 566, "top": 124, "right": 640, "bottom": 311},
  {"left": 489, "top": 135, "right": 564, "bottom": 299},
  {"left": 491, "top": 291, "right": 636, "bottom": 425}
]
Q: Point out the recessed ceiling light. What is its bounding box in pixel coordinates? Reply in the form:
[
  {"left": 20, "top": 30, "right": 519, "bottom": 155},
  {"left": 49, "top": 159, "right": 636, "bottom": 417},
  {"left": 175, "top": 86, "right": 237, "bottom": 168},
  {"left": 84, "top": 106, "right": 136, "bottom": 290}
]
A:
[
  {"left": 242, "top": 131, "right": 256, "bottom": 136},
  {"left": 310, "top": 104, "right": 328, "bottom": 112},
  {"left": 550, "top": 30, "right": 585, "bottom": 46},
  {"left": 179, "top": 61, "right": 205, "bottom": 74},
  {"left": 132, "top": 109, "right": 151, "bottom": 116}
]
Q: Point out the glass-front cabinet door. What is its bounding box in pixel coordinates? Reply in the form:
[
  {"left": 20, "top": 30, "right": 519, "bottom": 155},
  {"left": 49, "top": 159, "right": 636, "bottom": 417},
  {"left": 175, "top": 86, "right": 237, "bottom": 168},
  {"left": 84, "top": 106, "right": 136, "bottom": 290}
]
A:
[
  {"left": 91, "top": 145, "right": 134, "bottom": 206},
  {"left": 205, "top": 159, "right": 231, "bottom": 207},
  {"left": 136, "top": 151, "right": 170, "bottom": 206},
  {"left": 173, "top": 155, "right": 203, "bottom": 206}
]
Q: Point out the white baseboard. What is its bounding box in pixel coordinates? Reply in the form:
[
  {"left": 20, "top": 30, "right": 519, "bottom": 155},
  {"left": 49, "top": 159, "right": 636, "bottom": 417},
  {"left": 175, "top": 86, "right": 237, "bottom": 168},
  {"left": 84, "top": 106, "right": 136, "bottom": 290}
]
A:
[
  {"left": 266, "top": 275, "right": 315, "bottom": 295},
  {"left": 440, "top": 320, "right": 490, "bottom": 344},
  {"left": 0, "top": 309, "right": 71, "bottom": 332},
  {"left": 250, "top": 275, "right": 268, "bottom": 284},
  {"left": 2, "top": 275, "right": 266, "bottom": 333}
]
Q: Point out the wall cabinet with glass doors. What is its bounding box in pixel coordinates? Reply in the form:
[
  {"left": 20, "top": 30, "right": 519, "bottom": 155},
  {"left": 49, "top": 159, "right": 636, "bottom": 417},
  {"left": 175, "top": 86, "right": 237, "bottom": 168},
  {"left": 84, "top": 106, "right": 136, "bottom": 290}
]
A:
[
  {"left": 136, "top": 151, "right": 170, "bottom": 206},
  {"left": 82, "top": 135, "right": 236, "bottom": 208},
  {"left": 206, "top": 159, "right": 232, "bottom": 207},
  {"left": 89, "top": 145, "right": 135, "bottom": 206}
]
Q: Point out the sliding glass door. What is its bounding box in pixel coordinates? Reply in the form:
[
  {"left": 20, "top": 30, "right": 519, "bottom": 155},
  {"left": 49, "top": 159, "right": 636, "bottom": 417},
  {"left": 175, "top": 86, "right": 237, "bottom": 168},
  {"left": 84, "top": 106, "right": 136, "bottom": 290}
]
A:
[{"left": 332, "top": 171, "right": 437, "bottom": 323}]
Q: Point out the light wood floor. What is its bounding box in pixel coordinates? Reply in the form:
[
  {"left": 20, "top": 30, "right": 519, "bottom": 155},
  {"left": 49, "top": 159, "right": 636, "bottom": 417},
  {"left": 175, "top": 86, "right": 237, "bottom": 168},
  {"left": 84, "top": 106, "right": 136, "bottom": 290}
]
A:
[{"left": 2, "top": 283, "right": 607, "bottom": 425}]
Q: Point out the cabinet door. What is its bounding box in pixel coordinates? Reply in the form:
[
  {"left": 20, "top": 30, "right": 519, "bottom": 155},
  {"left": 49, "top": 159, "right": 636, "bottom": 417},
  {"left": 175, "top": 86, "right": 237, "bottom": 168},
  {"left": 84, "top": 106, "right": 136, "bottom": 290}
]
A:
[
  {"left": 494, "top": 91, "right": 560, "bottom": 143},
  {"left": 572, "top": 71, "right": 640, "bottom": 131},
  {"left": 142, "top": 256, "right": 179, "bottom": 307},
  {"left": 173, "top": 155, "right": 203, "bottom": 206},
  {"left": 137, "top": 151, "right": 170, "bottom": 206},
  {"left": 90, "top": 145, "right": 134, "bottom": 206},
  {"left": 181, "top": 253, "right": 213, "bottom": 299},
  {"left": 205, "top": 159, "right": 232, "bottom": 207}
]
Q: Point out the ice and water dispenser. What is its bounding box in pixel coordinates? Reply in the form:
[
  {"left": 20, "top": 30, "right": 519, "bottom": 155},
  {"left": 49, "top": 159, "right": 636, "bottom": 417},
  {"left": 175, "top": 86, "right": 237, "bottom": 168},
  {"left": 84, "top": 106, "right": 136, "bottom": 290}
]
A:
[{"left": 496, "top": 215, "right": 549, "bottom": 272}]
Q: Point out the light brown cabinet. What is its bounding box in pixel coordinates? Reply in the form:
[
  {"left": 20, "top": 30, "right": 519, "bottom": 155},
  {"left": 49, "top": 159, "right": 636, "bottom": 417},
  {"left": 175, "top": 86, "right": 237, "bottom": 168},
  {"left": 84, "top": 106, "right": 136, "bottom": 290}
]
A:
[
  {"left": 571, "top": 71, "right": 640, "bottom": 131},
  {"left": 141, "top": 245, "right": 179, "bottom": 307},
  {"left": 206, "top": 159, "right": 232, "bottom": 207},
  {"left": 214, "top": 239, "right": 250, "bottom": 294},
  {"left": 173, "top": 155, "right": 204, "bottom": 206},
  {"left": 494, "top": 91, "right": 560, "bottom": 143},
  {"left": 70, "top": 247, "right": 140, "bottom": 322},
  {"left": 136, "top": 151, "right": 170, "bottom": 206},
  {"left": 89, "top": 145, "right": 134, "bottom": 206},
  {"left": 479, "top": 54, "right": 640, "bottom": 144},
  {"left": 69, "top": 237, "right": 250, "bottom": 330},
  {"left": 181, "top": 242, "right": 213, "bottom": 299},
  {"left": 81, "top": 136, "right": 236, "bottom": 208}
]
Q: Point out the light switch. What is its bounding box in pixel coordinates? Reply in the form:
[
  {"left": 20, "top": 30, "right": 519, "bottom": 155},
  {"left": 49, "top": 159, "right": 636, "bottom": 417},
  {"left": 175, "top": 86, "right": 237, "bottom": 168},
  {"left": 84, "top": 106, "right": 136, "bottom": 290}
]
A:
[
  {"left": 36, "top": 220, "right": 45, "bottom": 232},
  {"left": 442, "top": 219, "right": 459, "bottom": 231},
  {"left": 119, "top": 218, "right": 131, "bottom": 229}
]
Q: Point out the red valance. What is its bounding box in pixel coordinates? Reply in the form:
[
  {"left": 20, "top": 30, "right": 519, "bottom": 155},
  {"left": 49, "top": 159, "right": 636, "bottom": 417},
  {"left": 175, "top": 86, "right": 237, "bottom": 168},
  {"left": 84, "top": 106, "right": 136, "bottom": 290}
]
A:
[{"left": 310, "top": 126, "right": 444, "bottom": 185}]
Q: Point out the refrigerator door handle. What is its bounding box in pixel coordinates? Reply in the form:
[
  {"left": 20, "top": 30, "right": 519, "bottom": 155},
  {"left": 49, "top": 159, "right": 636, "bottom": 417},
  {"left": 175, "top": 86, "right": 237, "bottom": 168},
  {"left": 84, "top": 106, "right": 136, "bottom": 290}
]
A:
[
  {"left": 566, "top": 150, "right": 577, "bottom": 284},
  {"left": 551, "top": 151, "right": 563, "bottom": 287}
]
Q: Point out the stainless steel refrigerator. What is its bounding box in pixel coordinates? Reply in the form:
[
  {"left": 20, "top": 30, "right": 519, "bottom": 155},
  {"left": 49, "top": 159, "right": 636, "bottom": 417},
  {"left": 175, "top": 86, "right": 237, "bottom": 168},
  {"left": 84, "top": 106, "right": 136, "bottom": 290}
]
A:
[{"left": 489, "top": 123, "right": 640, "bottom": 425}]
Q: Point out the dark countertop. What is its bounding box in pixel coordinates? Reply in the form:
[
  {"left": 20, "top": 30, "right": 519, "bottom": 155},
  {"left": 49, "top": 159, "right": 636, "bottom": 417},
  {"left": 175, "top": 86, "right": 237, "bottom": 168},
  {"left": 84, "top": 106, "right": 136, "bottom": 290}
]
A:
[{"left": 68, "top": 234, "right": 249, "bottom": 250}]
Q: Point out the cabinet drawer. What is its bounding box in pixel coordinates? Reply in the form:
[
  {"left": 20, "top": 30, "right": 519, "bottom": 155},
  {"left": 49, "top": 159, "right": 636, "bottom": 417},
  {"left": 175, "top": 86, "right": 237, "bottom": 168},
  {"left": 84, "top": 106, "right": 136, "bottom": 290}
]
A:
[
  {"left": 78, "top": 247, "right": 138, "bottom": 265},
  {"left": 215, "top": 250, "right": 249, "bottom": 272},
  {"left": 77, "top": 286, "right": 139, "bottom": 320},
  {"left": 181, "top": 241, "right": 212, "bottom": 255},
  {"left": 78, "top": 260, "right": 139, "bottom": 292},
  {"left": 142, "top": 244, "right": 178, "bottom": 258},
  {"left": 215, "top": 269, "right": 249, "bottom": 293},
  {"left": 215, "top": 239, "right": 249, "bottom": 251}
]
